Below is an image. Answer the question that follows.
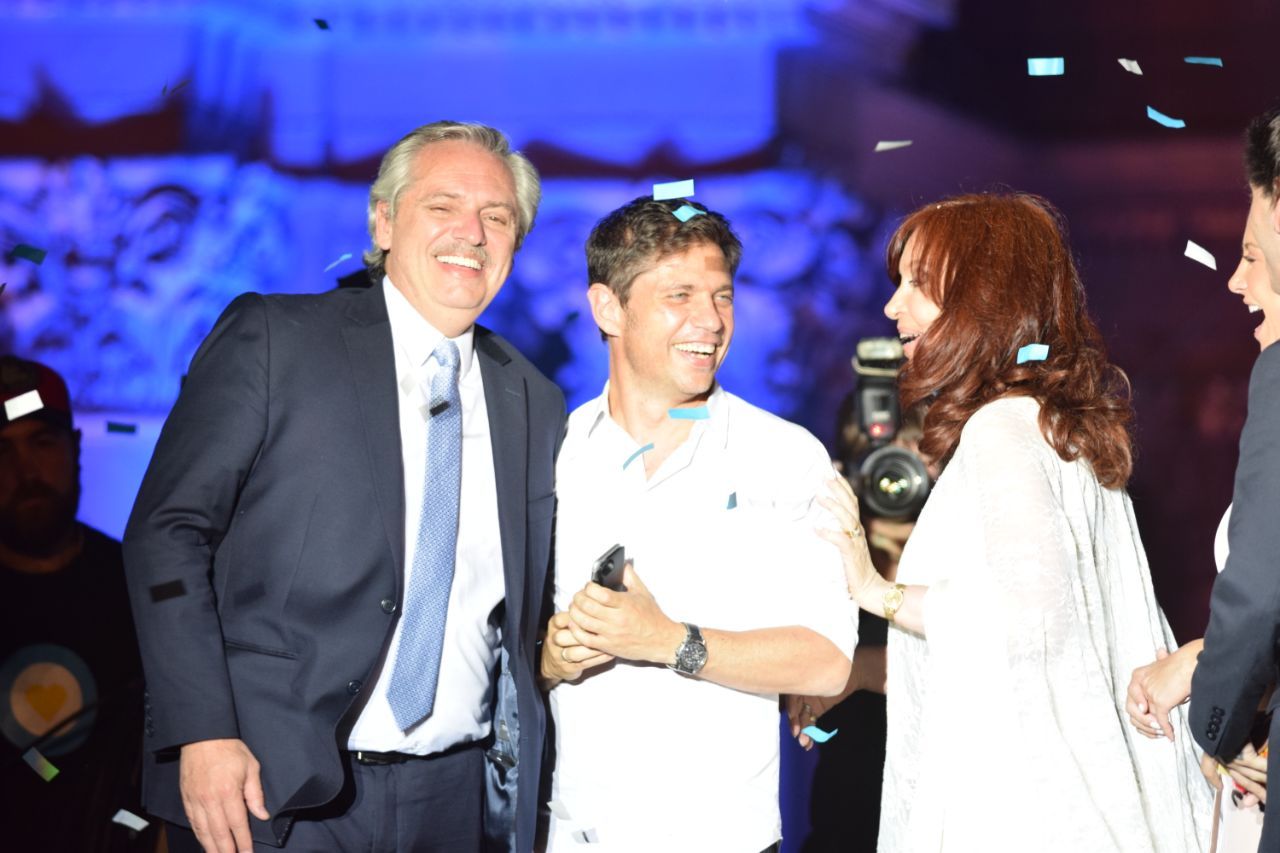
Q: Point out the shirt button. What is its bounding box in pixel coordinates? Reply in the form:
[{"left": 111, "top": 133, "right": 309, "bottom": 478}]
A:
[
  {"left": 347, "top": 680, "right": 362, "bottom": 695},
  {"left": 380, "top": 598, "right": 396, "bottom": 614}
]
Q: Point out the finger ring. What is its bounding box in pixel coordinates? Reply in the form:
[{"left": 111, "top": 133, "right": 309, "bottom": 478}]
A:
[
  {"left": 561, "top": 648, "right": 569, "bottom": 662},
  {"left": 845, "top": 527, "right": 863, "bottom": 540}
]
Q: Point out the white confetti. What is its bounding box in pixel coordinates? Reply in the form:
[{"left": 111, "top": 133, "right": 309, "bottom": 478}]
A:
[
  {"left": 874, "top": 140, "right": 913, "bottom": 152},
  {"left": 1184, "top": 240, "right": 1217, "bottom": 270},
  {"left": 111, "top": 809, "right": 150, "bottom": 831},
  {"left": 4, "top": 389, "right": 42, "bottom": 421},
  {"left": 548, "top": 799, "right": 572, "bottom": 820},
  {"left": 1118, "top": 58, "right": 1142, "bottom": 75}
]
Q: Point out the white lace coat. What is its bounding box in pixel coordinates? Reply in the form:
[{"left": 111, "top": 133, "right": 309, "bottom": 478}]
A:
[{"left": 880, "top": 396, "right": 1212, "bottom": 852}]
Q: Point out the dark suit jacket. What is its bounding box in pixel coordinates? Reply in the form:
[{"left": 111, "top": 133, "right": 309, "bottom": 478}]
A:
[
  {"left": 123, "top": 285, "right": 563, "bottom": 851},
  {"left": 1190, "top": 342, "right": 1280, "bottom": 845}
]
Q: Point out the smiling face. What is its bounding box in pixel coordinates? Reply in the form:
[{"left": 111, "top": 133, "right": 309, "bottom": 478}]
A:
[
  {"left": 376, "top": 139, "right": 519, "bottom": 336},
  {"left": 1228, "top": 216, "right": 1280, "bottom": 351},
  {"left": 591, "top": 242, "right": 734, "bottom": 407},
  {"left": 883, "top": 232, "right": 942, "bottom": 359}
]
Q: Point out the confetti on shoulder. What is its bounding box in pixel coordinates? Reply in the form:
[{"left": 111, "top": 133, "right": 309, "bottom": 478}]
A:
[
  {"left": 1027, "top": 57, "right": 1064, "bottom": 76},
  {"left": 1185, "top": 240, "right": 1216, "bottom": 270},
  {"left": 801, "top": 724, "right": 839, "bottom": 743},
  {"left": 1184, "top": 56, "right": 1223, "bottom": 67},
  {"left": 1117, "top": 58, "right": 1142, "bottom": 75},
  {"left": 653, "top": 179, "right": 695, "bottom": 201},
  {"left": 1147, "top": 106, "right": 1185, "bottom": 129},
  {"left": 9, "top": 243, "right": 47, "bottom": 265},
  {"left": 673, "top": 204, "right": 703, "bottom": 223},
  {"left": 668, "top": 405, "right": 710, "bottom": 420},
  {"left": 874, "top": 140, "right": 912, "bottom": 152}
]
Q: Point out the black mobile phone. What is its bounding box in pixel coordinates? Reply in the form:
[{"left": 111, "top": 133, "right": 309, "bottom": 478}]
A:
[{"left": 591, "top": 544, "right": 627, "bottom": 591}]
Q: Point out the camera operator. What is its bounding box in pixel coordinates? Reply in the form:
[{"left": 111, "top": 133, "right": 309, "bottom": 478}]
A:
[{"left": 789, "top": 338, "right": 930, "bottom": 853}]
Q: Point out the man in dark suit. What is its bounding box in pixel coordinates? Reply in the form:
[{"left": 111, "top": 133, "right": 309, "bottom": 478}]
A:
[
  {"left": 1191, "top": 107, "right": 1280, "bottom": 843},
  {"left": 124, "top": 121, "right": 563, "bottom": 853}
]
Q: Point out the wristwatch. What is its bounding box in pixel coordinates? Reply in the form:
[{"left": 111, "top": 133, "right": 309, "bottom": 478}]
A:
[
  {"left": 882, "top": 583, "right": 906, "bottom": 624},
  {"left": 669, "top": 623, "right": 708, "bottom": 675}
]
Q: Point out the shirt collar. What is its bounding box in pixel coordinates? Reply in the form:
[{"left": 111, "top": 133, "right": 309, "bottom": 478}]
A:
[
  {"left": 583, "top": 382, "right": 731, "bottom": 449},
  {"left": 382, "top": 275, "right": 475, "bottom": 378}
]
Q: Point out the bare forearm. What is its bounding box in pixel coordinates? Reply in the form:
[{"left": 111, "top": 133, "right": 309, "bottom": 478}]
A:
[{"left": 697, "top": 626, "right": 851, "bottom": 696}]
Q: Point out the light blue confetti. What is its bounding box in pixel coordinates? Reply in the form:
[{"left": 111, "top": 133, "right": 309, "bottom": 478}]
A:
[
  {"left": 1026, "top": 57, "right": 1065, "bottom": 76},
  {"left": 801, "top": 725, "right": 839, "bottom": 743},
  {"left": 623, "top": 442, "right": 655, "bottom": 471},
  {"left": 1147, "top": 106, "right": 1186, "bottom": 129},
  {"left": 668, "top": 406, "right": 710, "bottom": 420},
  {"left": 323, "top": 252, "right": 353, "bottom": 272},
  {"left": 1184, "top": 56, "right": 1223, "bottom": 67},
  {"left": 653, "top": 179, "right": 695, "bottom": 200},
  {"left": 1016, "top": 343, "right": 1049, "bottom": 364},
  {"left": 673, "top": 204, "right": 703, "bottom": 223},
  {"left": 726, "top": 492, "right": 737, "bottom": 510}
]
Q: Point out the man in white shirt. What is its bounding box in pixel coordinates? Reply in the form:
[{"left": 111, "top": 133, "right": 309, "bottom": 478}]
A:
[
  {"left": 539, "top": 196, "right": 856, "bottom": 852},
  {"left": 125, "top": 122, "right": 564, "bottom": 853}
]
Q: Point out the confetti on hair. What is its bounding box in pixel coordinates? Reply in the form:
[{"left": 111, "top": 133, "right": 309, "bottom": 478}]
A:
[
  {"left": 874, "top": 140, "right": 913, "bottom": 152},
  {"left": 1117, "top": 58, "right": 1142, "bottom": 75},
  {"left": 1184, "top": 240, "right": 1217, "bottom": 270},
  {"left": 1184, "top": 56, "right": 1223, "bottom": 67},
  {"left": 668, "top": 406, "right": 710, "bottom": 420},
  {"left": 622, "top": 443, "right": 654, "bottom": 471},
  {"left": 149, "top": 579, "right": 187, "bottom": 603},
  {"left": 4, "top": 390, "right": 43, "bottom": 421},
  {"left": 1026, "top": 57, "right": 1065, "bottom": 76},
  {"left": 111, "top": 809, "right": 150, "bottom": 831},
  {"left": 1147, "top": 106, "right": 1186, "bottom": 129},
  {"left": 23, "top": 748, "right": 59, "bottom": 781},
  {"left": 1016, "top": 344, "right": 1050, "bottom": 364},
  {"left": 9, "top": 244, "right": 47, "bottom": 265},
  {"left": 653, "top": 179, "right": 695, "bottom": 201},
  {"left": 106, "top": 421, "right": 138, "bottom": 434},
  {"left": 672, "top": 204, "right": 703, "bottom": 223},
  {"left": 801, "top": 724, "right": 839, "bottom": 743},
  {"left": 323, "top": 252, "right": 353, "bottom": 273}
]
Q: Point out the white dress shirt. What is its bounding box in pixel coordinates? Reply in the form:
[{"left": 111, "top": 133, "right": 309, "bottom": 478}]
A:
[
  {"left": 547, "top": 384, "right": 856, "bottom": 853},
  {"left": 346, "top": 277, "right": 504, "bottom": 754}
]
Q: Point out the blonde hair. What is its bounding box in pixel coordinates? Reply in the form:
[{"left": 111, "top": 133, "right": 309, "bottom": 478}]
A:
[{"left": 363, "top": 121, "right": 541, "bottom": 271}]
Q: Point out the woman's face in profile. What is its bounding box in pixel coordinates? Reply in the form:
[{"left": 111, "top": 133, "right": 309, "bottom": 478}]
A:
[
  {"left": 884, "top": 232, "right": 942, "bottom": 360},
  {"left": 1227, "top": 217, "right": 1280, "bottom": 351}
]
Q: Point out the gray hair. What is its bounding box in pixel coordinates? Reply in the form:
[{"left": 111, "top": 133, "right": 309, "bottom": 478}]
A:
[{"left": 363, "top": 121, "right": 541, "bottom": 271}]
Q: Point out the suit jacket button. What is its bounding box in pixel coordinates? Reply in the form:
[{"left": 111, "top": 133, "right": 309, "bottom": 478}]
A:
[
  {"left": 1207, "top": 731, "right": 1218, "bottom": 740},
  {"left": 347, "top": 680, "right": 362, "bottom": 695},
  {"left": 380, "top": 598, "right": 396, "bottom": 615}
]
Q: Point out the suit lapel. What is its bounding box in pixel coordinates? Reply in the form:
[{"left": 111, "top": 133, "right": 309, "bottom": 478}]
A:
[
  {"left": 341, "top": 287, "right": 406, "bottom": 590},
  {"left": 476, "top": 327, "right": 527, "bottom": 648}
]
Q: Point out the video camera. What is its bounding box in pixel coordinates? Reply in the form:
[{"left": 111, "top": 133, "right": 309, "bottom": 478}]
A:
[{"left": 848, "top": 337, "right": 932, "bottom": 520}]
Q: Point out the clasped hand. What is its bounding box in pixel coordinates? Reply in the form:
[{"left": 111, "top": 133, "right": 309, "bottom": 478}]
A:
[{"left": 541, "top": 562, "right": 681, "bottom": 685}]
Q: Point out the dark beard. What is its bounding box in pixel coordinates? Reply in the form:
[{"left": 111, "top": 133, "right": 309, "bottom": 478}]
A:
[{"left": 0, "top": 481, "right": 80, "bottom": 557}]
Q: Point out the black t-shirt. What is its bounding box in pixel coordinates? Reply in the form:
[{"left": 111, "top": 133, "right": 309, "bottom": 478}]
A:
[{"left": 0, "top": 524, "right": 160, "bottom": 851}]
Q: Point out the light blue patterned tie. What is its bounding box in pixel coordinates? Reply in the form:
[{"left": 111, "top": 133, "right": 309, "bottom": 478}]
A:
[{"left": 387, "top": 339, "right": 462, "bottom": 730}]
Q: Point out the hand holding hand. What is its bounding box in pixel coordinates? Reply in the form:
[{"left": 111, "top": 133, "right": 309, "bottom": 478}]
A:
[
  {"left": 785, "top": 693, "right": 841, "bottom": 751},
  {"left": 816, "top": 476, "right": 886, "bottom": 612},
  {"left": 179, "top": 738, "right": 270, "bottom": 853},
  {"left": 1228, "top": 742, "right": 1268, "bottom": 806},
  {"left": 565, "top": 563, "right": 683, "bottom": 664},
  {"left": 540, "top": 611, "right": 614, "bottom": 686},
  {"left": 1125, "top": 645, "right": 1195, "bottom": 740}
]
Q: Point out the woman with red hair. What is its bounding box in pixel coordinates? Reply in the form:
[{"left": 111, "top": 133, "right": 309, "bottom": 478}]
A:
[{"left": 818, "top": 193, "right": 1211, "bottom": 851}]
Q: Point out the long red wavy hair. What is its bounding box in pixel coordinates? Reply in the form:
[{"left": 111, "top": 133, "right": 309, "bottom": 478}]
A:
[{"left": 887, "top": 192, "right": 1134, "bottom": 489}]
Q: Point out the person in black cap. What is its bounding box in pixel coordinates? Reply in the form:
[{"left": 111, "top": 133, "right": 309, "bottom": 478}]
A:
[{"left": 0, "top": 354, "right": 159, "bottom": 851}]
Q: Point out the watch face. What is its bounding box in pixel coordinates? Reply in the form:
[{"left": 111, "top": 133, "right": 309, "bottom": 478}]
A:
[{"left": 678, "top": 640, "right": 708, "bottom": 673}]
